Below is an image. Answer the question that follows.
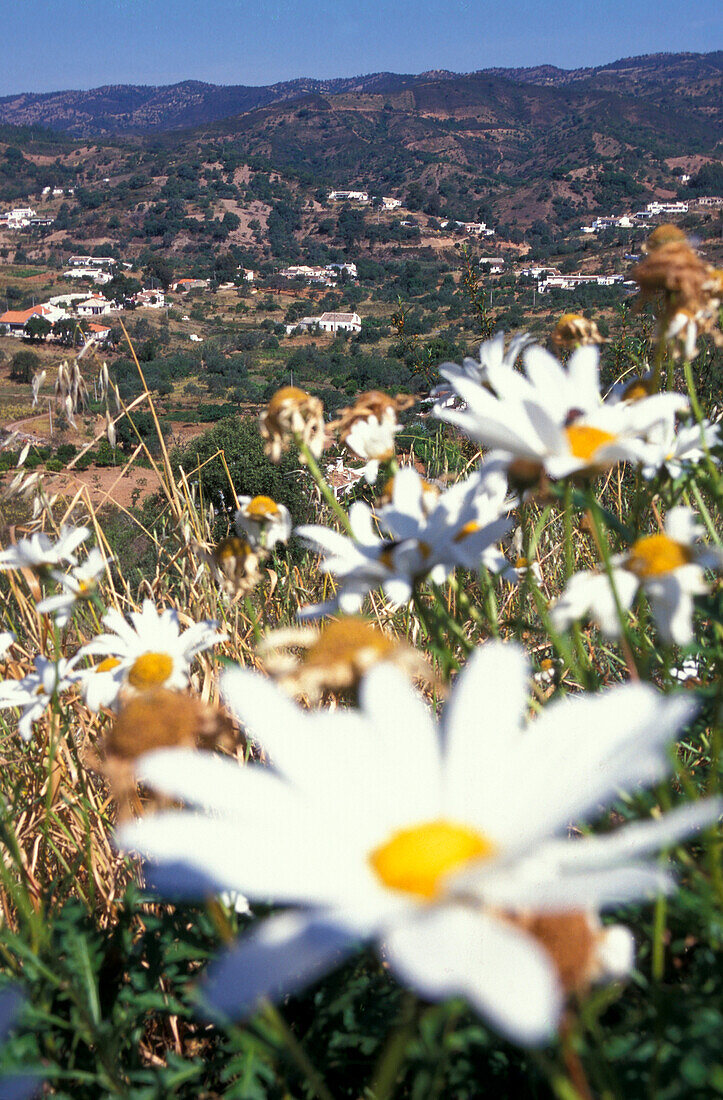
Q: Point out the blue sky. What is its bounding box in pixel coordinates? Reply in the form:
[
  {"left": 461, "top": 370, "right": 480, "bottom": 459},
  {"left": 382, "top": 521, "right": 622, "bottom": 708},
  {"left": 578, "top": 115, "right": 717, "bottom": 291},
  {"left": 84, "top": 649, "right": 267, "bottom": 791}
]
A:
[{"left": 1, "top": 0, "right": 721, "bottom": 95}]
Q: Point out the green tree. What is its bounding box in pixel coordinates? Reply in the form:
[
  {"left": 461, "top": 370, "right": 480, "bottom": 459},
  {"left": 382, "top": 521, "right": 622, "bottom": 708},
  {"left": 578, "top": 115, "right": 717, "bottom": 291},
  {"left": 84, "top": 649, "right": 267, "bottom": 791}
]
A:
[
  {"left": 9, "top": 349, "right": 40, "bottom": 383},
  {"left": 23, "top": 316, "right": 52, "bottom": 342}
]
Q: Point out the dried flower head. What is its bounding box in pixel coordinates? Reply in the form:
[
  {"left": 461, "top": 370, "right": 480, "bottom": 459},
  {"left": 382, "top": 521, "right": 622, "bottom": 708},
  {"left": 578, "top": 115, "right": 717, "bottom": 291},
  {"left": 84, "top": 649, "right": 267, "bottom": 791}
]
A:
[
  {"left": 259, "top": 615, "right": 430, "bottom": 699},
  {"left": 95, "top": 689, "right": 237, "bottom": 820},
  {"left": 211, "top": 536, "right": 264, "bottom": 598},
  {"left": 259, "top": 386, "right": 325, "bottom": 464},
  {"left": 550, "top": 314, "right": 603, "bottom": 351},
  {"left": 643, "top": 224, "right": 688, "bottom": 252},
  {"left": 631, "top": 228, "right": 720, "bottom": 353},
  {"left": 332, "top": 390, "right": 415, "bottom": 445},
  {"left": 513, "top": 911, "right": 633, "bottom": 994}
]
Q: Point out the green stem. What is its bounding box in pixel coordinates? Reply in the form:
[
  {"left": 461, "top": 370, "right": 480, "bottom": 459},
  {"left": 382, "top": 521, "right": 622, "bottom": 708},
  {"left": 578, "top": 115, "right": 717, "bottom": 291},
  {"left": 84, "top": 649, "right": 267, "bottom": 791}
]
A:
[
  {"left": 370, "top": 992, "right": 419, "bottom": 1100},
  {"left": 297, "top": 437, "right": 354, "bottom": 535},
  {"left": 261, "top": 1001, "right": 335, "bottom": 1100}
]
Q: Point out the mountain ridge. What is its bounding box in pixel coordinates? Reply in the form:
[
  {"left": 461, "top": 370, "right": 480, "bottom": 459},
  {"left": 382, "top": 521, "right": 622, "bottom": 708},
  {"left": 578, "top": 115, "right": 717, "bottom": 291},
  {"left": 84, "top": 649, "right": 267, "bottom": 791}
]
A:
[{"left": 0, "top": 51, "right": 720, "bottom": 136}]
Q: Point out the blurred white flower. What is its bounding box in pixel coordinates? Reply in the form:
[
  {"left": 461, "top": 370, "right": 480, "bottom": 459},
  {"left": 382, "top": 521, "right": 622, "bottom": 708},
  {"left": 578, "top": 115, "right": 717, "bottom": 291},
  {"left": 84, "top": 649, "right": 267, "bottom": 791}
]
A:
[
  {"left": 296, "top": 465, "right": 512, "bottom": 618},
  {"left": 641, "top": 417, "right": 721, "bottom": 480},
  {"left": 0, "top": 526, "right": 90, "bottom": 574},
  {"left": 435, "top": 344, "right": 687, "bottom": 481},
  {"left": 344, "top": 412, "right": 399, "bottom": 484},
  {"left": 551, "top": 507, "right": 723, "bottom": 645},
  {"left": 234, "top": 496, "right": 292, "bottom": 550},
  {"left": 0, "top": 655, "right": 80, "bottom": 740},
  {"left": 118, "top": 643, "right": 716, "bottom": 1046},
  {"left": 77, "top": 599, "right": 226, "bottom": 710},
  {"left": 36, "top": 548, "right": 108, "bottom": 628},
  {"left": 433, "top": 331, "right": 531, "bottom": 403}
]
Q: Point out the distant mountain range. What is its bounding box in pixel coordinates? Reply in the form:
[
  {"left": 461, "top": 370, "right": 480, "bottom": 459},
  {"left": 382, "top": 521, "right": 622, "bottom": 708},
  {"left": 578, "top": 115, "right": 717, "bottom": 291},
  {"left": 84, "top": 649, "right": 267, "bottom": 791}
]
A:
[{"left": 0, "top": 52, "right": 720, "bottom": 136}]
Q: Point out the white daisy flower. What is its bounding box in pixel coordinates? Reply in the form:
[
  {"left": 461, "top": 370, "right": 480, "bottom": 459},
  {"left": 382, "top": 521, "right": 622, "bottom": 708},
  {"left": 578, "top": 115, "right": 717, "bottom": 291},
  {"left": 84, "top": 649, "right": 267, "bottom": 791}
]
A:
[
  {"left": 36, "top": 548, "right": 109, "bottom": 628},
  {"left": 641, "top": 417, "right": 721, "bottom": 480},
  {"left": 344, "top": 412, "right": 400, "bottom": 484},
  {"left": 0, "top": 632, "right": 14, "bottom": 658},
  {"left": 435, "top": 344, "right": 688, "bottom": 481},
  {"left": 0, "top": 525, "right": 90, "bottom": 574},
  {"left": 295, "top": 465, "right": 512, "bottom": 618},
  {"left": 0, "top": 655, "right": 80, "bottom": 741},
  {"left": 433, "top": 331, "right": 531, "bottom": 403},
  {"left": 118, "top": 642, "right": 717, "bottom": 1046},
  {"left": 76, "top": 599, "right": 227, "bottom": 710},
  {"left": 551, "top": 507, "right": 723, "bottom": 646},
  {"left": 234, "top": 496, "right": 292, "bottom": 550},
  {"left": 75, "top": 657, "right": 126, "bottom": 712}
]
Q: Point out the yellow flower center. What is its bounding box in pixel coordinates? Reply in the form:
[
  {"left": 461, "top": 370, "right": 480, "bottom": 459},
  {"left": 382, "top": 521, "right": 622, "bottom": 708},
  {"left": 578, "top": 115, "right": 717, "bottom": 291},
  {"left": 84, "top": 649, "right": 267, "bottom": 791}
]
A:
[
  {"left": 564, "top": 424, "right": 616, "bottom": 462},
  {"left": 128, "top": 651, "right": 174, "bottom": 689},
  {"left": 369, "top": 819, "right": 496, "bottom": 900},
  {"left": 245, "top": 495, "right": 279, "bottom": 520},
  {"left": 454, "top": 521, "right": 480, "bottom": 542},
  {"left": 378, "top": 540, "right": 431, "bottom": 571},
  {"left": 622, "top": 379, "right": 652, "bottom": 403},
  {"left": 626, "top": 533, "right": 692, "bottom": 578},
  {"left": 96, "top": 656, "right": 121, "bottom": 673}
]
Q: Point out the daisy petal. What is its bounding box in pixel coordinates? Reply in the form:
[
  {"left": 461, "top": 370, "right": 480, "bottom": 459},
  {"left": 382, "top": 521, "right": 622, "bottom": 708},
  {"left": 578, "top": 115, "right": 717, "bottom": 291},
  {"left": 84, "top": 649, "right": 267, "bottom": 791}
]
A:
[
  {"left": 200, "top": 912, "right": 356, "bottom": 1020},
  {"left": 385, "top": 906, "right": 562, "bottom": 1046}
]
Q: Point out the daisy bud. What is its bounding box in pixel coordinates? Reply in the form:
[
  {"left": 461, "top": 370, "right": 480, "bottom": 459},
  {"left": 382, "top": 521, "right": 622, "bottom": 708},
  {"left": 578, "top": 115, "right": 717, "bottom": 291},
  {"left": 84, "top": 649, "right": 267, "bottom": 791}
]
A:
[{"left": 260, "top": 386, "right": 325, "bottom": 464}]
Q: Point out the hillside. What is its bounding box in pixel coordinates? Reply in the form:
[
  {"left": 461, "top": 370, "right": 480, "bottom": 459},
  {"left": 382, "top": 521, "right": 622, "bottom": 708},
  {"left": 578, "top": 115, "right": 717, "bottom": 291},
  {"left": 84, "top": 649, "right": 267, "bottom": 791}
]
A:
[{"left": 0, "top": 52, "right": 720, "bottom": 136}]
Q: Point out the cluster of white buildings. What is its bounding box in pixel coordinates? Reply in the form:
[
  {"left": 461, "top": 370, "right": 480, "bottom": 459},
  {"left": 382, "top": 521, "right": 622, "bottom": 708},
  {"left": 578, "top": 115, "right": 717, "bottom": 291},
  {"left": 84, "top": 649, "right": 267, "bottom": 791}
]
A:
[
  {"left": 0, "top": 206, "right": 55, "bottom": 230},
  {"left": 285, "top": 311, "right": 362, "bottom": 336},
  {"left": 279, "top": 262, "right": 358, "bottom": 285},
  {"left": 40, "top": 186, "right": 74, "bottom": 197},
  {"left": 538, "top": 273, "right": 628, "bottom": 293},
  {"left": 327, "top": 190, "right": 401, "bottom": 209},
  {"left": 580, "top": 197, "right": 722, "bottom": 235}
]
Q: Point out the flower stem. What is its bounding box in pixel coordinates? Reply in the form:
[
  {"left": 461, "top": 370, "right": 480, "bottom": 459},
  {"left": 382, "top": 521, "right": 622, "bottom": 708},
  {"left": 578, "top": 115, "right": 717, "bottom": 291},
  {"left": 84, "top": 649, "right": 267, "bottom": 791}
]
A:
[
  {"left": 261, "top": 1001, "right": 335, "bottom": 1100},
  {"left": 369, "top": 991, "right": 419, "bottom": 1100},
  {"left": 297, "top": 437, "right": 354, "bottom": 534}
]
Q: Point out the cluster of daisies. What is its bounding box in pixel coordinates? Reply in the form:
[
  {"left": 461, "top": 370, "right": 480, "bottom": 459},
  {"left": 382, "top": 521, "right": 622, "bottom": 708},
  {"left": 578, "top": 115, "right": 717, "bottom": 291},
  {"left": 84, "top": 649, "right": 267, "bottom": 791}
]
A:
[
  {"left": 0, "top": 527, "right": 226, "bottom": 740},
  {"left": 253, "top": 329, "right": 720, "bottom": 643},
  {"left": 0, "top": 259, "right": 721, "bottom": 1051}
]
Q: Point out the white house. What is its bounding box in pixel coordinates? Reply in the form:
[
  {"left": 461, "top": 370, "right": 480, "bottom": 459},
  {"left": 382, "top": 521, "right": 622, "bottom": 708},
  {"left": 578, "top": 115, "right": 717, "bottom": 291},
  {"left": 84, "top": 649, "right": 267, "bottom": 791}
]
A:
[
  {"left": 326, "top": 262, "right": 358, "bottom": 278},
  {"left": 285, "top": 316, "right": 321, "bottom": 335},
  {"left": 86, "top": 321, "right": 112, "bottom": 343},
  {"left": 382, "top": 197, "right": 402, "bottom": 210},
  {"left": 76, "top": 296, "right": 112, "bottom": 317},
  {"left": 478, "top": 257, "right": 505, "bottom": 274},
  {"left": 68, "top": 255, "right": 117, "bottom": 268},
  {"left": 328, "top": 190, "right": 369, "bottom": 203},
  {"left": 318, "top": 311, "right": 361, "bottom": 334},
  {"left": 134, "top": 290, "right": 165, "bottom": 308},
  {"left": 647, "top": 201, "right": 688, "bottom": 215},
  {"left": 63, "top": 268, "right": 112, "bottom": 284},
  {"left": 0, "top": 304, "right": 66, "bottom": 336}
]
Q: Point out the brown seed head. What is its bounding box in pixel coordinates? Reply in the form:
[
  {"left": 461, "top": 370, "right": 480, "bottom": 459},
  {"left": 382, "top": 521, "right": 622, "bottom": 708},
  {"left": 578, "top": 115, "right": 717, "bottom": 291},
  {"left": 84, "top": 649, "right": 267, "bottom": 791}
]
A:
[
  {"left": 259, "top": 386, "right": 325, "bottom": 464},
  {"left": 332, "top": 391, "right": 415, "bottom": 445},
  {"left": 107, "top": 689, "right": 235, "bottom": 760},
  {"left": 211, "top": 536, "right": 263, "bottom": 598},
  {"left": 551, "top": 313, "right": 603, "bottom": 350}
]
